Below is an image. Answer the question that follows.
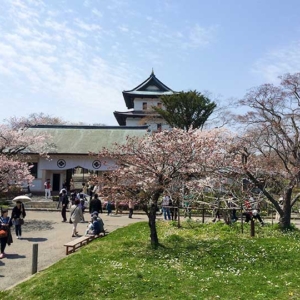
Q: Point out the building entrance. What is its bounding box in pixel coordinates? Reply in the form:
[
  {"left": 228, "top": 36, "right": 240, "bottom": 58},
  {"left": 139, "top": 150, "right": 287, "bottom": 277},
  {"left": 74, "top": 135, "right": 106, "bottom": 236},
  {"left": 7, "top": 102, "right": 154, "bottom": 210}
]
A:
[{"left": 52, "top": 173, "right": 61, "bottom": 192}]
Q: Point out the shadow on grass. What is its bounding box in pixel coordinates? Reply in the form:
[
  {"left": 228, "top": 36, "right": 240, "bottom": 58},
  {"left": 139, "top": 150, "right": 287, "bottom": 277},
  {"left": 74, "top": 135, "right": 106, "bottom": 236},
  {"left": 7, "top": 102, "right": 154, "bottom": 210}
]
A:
[
  {"left": 5, "top": 254, "right": 26, "bottom": 260},
  {"left": 151, "top": 242, "right": 167, "bottom": 250},
  {"left": 21, "top": 237, "right": 48, "bottom": 242}
]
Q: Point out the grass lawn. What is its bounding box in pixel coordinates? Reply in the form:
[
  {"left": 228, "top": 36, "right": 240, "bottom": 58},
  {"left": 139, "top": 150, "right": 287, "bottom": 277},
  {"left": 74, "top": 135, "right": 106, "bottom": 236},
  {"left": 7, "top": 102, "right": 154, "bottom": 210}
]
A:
[{"left": 1, "top": 220, "right": 300, "bottom": 299}]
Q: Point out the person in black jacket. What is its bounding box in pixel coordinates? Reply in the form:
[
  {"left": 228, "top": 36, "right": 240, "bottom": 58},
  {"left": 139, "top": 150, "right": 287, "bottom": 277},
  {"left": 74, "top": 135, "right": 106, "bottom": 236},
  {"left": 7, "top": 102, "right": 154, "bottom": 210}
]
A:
[
  {"left": 11, "top": 200, "right": 26, "bottom": 239},
  {"left": 89, "top": 194, "right": 102, "bottom": 214},
  {"left": 61, "top": 190, "right": 69, "bottom": 222},
  {"left": 0, "top": 208, "right": 13, "bottom": 258}
]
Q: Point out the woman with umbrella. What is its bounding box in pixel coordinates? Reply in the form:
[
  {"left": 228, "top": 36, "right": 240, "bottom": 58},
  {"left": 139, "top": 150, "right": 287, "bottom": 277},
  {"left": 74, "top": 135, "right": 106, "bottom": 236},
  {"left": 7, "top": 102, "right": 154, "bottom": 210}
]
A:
[{"left": 11, "top": 200, "right": 26, "bottom": 239}]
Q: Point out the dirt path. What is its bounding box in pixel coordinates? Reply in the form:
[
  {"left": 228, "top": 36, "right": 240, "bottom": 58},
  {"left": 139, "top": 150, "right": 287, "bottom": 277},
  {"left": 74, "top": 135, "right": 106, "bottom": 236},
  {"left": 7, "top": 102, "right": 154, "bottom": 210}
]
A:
[{"left": 0, "top": 210, "right": 149, "bottom": 290}]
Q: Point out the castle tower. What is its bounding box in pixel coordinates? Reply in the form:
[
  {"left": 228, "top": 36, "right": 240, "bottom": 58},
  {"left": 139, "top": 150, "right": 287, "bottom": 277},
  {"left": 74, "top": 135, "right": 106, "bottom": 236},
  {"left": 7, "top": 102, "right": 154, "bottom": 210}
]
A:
[{"left": 114, "top": 71, "right": 176, "bottom": 132}]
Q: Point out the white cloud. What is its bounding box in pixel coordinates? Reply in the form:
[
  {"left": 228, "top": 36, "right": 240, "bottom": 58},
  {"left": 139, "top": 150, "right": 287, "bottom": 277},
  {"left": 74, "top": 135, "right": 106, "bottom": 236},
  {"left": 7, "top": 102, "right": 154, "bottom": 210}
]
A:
[
  {"left": 118, "top": 25, "right": 129, "bottom": 32},
  {"left": 0, "top": 0, "right": 137, "bottom": 125},
  {"left": 92, "top": 8, "right": 103, "bottom": 18},
  {"left": 75, "top": 19, "right": 101, "bottom": 32},
  {"left": 185, "top": 24, "right": 218, "bottom": 49},
  {"left": 0, "top": 0, "right": 219, "bottom": 125},
  {"left": 252, "top": 41, "right": 300, "bottom": 83}
]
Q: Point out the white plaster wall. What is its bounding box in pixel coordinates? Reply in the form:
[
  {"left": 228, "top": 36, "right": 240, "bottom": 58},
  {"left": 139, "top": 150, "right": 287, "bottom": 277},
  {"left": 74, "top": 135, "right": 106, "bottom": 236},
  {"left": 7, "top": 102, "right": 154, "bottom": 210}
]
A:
[
  {"left": 31, "top": 179, "right": 43, "bottom": 192},
  {"left": 126, "top": 118, "right": 140, "bottom": 126},
  {"left": 134, "top": 98, "right": 162, "bottom": 110}
]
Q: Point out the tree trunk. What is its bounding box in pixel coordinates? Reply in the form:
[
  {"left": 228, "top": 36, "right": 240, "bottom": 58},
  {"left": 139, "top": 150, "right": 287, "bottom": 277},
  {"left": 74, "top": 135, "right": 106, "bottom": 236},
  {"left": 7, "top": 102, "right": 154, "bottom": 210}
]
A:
[
  {"left": 146, "top": 189, "right": 164, "bottom": 247},
  {"left": 279, "top": 188, "right": 292, "bottom": 229},
  {"left": 148, "top": 204, "right": 159, "bottom": 247}
]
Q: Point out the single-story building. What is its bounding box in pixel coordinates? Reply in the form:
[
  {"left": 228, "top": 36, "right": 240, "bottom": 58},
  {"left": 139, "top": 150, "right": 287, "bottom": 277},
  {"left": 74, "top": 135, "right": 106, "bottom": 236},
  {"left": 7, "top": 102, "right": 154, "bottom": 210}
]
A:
[{"left": 25, "top": 125, "right": 148, "bottom": 193}]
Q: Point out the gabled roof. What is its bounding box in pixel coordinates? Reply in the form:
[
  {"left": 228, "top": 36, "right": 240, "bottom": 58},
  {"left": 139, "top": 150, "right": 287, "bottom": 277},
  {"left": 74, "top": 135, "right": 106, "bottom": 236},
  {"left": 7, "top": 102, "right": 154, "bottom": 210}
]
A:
[
  {"left": 25, "top": 125, "right": 148, "bottom": 154},
  {"left": 122, "top": 71, "right": 175, "bottom": 109}
]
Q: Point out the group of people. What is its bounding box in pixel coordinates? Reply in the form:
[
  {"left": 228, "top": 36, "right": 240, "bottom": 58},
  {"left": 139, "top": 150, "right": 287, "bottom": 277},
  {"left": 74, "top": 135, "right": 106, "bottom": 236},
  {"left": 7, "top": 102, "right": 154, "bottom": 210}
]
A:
[
  {"left": 211, "top": 194, "right": 265, "bottom": 225},
  {"left": 0, "top": 200, "right": 26, "bottom": 259},
  {"left": 68, "top": 196, "right": 106, "bottom": 238},
  {"left": 56, "top": 182, "right": 113, "bottom": 237}
]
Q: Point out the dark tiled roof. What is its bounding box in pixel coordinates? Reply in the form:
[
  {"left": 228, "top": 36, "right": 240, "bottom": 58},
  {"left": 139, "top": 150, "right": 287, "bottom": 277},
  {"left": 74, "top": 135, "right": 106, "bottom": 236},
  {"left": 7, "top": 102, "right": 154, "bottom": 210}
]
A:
[
  {"left": 122, "top": 71, "right": 175, "bottom": 109},
  {"left": 113, "top": 111, "right": 162, "bottom": 126}
]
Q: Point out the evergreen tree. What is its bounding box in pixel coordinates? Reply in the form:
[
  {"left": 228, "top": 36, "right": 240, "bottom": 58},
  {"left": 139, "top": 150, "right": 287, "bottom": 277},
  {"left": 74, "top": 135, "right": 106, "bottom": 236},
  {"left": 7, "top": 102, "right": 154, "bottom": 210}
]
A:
[{"left": 153, "top": 90, "right": 216, "bottom": 131}]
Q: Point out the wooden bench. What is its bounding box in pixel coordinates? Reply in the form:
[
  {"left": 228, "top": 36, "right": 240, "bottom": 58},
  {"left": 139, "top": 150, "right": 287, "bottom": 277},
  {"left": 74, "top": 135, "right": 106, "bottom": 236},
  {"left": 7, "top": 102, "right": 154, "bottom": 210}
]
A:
[
  {"left": 64, "top": 235, "right": 95, "bottom": 255},
  {"left": 64, "top": 232, "right": 106, "bottom": 255}
]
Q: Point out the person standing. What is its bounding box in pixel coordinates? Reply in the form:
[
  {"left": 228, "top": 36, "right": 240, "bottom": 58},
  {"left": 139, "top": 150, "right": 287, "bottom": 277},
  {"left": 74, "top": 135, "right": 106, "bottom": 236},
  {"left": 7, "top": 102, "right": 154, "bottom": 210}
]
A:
[
  {"left": 70, "top": 199, "right": 83, "bottom": 237},
  {"left": 0, "top": 209, "right": 13, "bottom": 259},
  {"left": 11, "top": 200, "right": 26, "bottom": 239},
  {"left": 169, "top": 198, "right": 177, "bottom": 221},
  {"left": 89, "top": 194, "right": 102, "bottom": 214},
  {"left": 162, "top": 193, "right": 171, "bottom": 220},
  {"left": 44, "top": 179, "right": 52, "bottom": 199},
  {"left": 61, "top": 190, "right": 69, "bottom": 222},
  {"left": 69, "top": 178, "right": 75, "bottom": 192},
  {"left": 92, "top": 182, "right": 101, "bottom": 197},
  {"left": 88, "top": 181, "right": 95, "bottom": 201},
  {"left": 82, "top": 183, "right": 88, "bottom": 195},
  {"left": 128, "top": 200, "right": 134, "bottom": 218},
  {"left": 106, "top": 200, "right": 112, "bottom": 216}
]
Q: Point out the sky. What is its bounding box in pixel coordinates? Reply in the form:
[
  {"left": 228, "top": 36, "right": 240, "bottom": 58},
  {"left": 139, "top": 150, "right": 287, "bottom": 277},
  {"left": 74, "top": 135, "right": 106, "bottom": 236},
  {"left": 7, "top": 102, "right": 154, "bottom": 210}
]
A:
[{"left": 0, "top": 0, "right": 300, "bottom": 126}]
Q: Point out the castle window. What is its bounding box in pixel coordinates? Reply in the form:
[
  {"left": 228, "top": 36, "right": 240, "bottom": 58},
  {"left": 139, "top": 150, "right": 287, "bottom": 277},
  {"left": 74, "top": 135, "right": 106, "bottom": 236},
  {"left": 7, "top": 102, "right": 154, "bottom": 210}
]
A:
[
  {"left": 157, "top": 102, "right": 162, "bottom": 108},
  {"left": 143, "top": 102, "right": 147, "bottom": 110},
  {"left": 157, "top": 123, "right": 162, "bottom": 132}
]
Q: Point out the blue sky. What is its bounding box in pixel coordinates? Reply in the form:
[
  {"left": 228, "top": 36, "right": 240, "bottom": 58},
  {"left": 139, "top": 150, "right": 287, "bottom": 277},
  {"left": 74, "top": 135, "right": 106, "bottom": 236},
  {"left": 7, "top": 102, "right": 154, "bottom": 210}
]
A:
[{"left": 0, "top": 0, "right": 299, "bottom": 125}]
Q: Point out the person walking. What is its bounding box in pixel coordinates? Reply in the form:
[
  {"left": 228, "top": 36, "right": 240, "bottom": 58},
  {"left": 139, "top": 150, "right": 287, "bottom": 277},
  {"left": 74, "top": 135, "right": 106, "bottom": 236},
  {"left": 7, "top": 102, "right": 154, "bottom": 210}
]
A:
[
  {"left": 70, "top": 199, "right": 83, "bottom": 237},
  {"left": 11, "top": 200, "right": 26, "bottom": 239},
  {"left": 128, "top": 200, "right": 134, "bottom": 218},
  {"left": 57, "top": 186, "right": 67, "bottom": 209},
  {"left": 61, "top": 190, "right": 69, "bottom": 222},
  {"left": 0, "top": 209, "right": 13, "bottom": 259}
]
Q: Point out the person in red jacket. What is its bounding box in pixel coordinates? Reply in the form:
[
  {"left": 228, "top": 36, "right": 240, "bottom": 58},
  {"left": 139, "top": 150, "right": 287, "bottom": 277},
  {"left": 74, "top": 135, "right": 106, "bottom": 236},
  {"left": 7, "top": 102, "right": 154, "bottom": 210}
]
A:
[
  {"left": 243, "top": 197, "right": 264, "bottom": 226},
  {"left": 44, "top": 179, "right": 52, "bottom": 199}
]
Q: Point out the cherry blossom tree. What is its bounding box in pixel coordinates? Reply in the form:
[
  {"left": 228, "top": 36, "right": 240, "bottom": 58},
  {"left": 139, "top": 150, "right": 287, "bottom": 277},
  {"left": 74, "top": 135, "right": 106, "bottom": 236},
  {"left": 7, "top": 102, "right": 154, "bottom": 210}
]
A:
[
  {"left": 6, "top": 113, "right": 67, "bottom": 130},
  {"left": 97, "top": 128, "right": 232, "bottom": 246},
  {"left": 232, "top": 72, "right": 300, "bottom": 229},
  {"left": 0, "top": 119, "right": 49, "bottom": 194}
]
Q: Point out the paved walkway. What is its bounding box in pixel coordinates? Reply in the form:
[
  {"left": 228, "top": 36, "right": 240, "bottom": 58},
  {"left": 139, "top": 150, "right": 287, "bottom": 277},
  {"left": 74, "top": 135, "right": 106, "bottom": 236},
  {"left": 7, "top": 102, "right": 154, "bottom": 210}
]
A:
[{"left": 0, "top": 210, "right": 149, "bottom": 291}]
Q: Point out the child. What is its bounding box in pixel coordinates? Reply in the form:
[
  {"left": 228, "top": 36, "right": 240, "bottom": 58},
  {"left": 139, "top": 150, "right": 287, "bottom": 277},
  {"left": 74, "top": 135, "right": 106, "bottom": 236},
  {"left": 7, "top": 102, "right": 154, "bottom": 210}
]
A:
[
  {"left": 106, "top": 201, "right": 112, "bottom": 216},
  {"left": 85, "top": 220, "right": 94, "bottom": 236}
]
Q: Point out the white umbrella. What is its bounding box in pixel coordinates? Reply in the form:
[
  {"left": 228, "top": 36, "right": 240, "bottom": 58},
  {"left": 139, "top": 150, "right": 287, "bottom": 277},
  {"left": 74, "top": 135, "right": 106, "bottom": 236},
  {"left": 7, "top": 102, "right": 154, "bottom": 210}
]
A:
[{"left": 12, "top": 195, "right": 32, "bottom": 203}]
